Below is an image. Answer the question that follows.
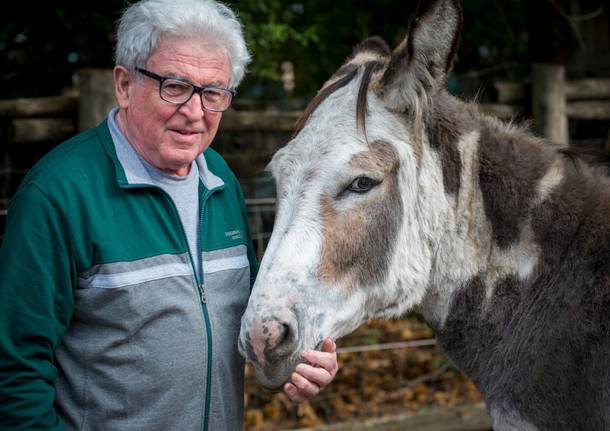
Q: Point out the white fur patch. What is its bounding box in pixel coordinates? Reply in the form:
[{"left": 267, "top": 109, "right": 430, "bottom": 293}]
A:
[
  {"left": 490, "top": 405, "right": 540, "bottom": 431},
  {"left": 423, "top": 130, "right": 489, "bottom": 327},
  {"left": 534, "top": 159, "right": 564, "bottom": 206},
  {"left": 483, "top": 223, "right": 541, "bottom": 305}
]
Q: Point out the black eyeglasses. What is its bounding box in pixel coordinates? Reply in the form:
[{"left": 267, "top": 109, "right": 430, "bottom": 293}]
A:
[{"left": 136, "top": 67, "right": 235, "bottom": 112}]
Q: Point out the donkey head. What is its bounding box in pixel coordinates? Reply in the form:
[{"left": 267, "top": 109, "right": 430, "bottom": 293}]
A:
[{"left": 239, "top": 0, "right": 463, "bottom": 388}]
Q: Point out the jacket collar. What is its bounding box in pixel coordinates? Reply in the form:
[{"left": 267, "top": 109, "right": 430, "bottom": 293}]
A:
[{"left": 99, "top": 109, "right": 225, "bottom": 191}]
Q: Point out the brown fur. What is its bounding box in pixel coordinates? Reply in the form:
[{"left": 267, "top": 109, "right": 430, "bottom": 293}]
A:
[
  {"left": 424, "top": 92, "right": 472, "bottom": 195},
  {"left": 478, "top": 125, "right": 555, "bottom": 248},
  {"left": 318, "top": 141, "right": 402, "bottom": 287}
]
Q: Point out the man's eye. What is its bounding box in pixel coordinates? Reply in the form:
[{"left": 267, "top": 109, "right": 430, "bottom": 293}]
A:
[
  {"left": 203, "top": 89, "right": 222, "bottom": 101},
  {"left": 162, "top": 81, "right": 191, "bottom": 96},
  {"left": 347, "top": 176, "right": 379, "bottom": 193}
]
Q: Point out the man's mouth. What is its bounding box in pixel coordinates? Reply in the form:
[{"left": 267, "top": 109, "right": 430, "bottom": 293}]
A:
[{"left": 172, "top": 129, "right": 200, "bottom": 135}]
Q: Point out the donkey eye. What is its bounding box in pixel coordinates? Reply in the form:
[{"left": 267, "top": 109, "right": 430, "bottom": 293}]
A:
[{"left": 348, "top": 176, "right": 379, "bottom": 193}]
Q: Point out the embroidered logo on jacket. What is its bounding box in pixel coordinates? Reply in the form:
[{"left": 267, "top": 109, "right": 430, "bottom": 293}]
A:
[{"left": 225, "top": 229, "right": 243, "bottom": 240}]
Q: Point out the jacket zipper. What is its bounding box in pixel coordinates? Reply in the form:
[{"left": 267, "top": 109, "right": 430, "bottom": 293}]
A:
[
  {"left": 198, "top": 284, "right": 207, "bottom": 303},
  {"left": 197, "top": 185, "right": 214, "bottom": 431}
]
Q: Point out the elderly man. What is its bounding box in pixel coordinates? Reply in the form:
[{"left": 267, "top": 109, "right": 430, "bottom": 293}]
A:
[{"left": 0, "top": 0, "right": 337, "bottom": 429}]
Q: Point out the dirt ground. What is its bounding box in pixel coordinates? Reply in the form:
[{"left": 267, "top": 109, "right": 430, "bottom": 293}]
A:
[{"left": 244, "top": 316, "right": 483, "bottom": 430}]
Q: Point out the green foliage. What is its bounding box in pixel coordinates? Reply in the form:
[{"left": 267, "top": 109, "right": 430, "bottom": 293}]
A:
[
  {"left": 231, "top": 0, "right": 319, "bottom": 81},
  {"left": 230, "top": 0, "right": 419, "bottom": 102}
]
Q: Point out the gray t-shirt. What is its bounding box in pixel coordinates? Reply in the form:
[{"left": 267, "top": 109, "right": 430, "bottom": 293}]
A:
[{"left": 142, "top": 160, "right": 201, "bottom": 278}]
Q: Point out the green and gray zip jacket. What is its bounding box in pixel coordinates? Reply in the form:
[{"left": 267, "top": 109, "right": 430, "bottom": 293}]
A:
[{"left": 0, "top": 119, "right": 258, "bottom": 430}]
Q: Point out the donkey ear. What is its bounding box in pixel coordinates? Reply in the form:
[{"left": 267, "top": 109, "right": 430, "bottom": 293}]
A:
[{"left": 376, "top": 0, "right": 463, "bottom": 112}]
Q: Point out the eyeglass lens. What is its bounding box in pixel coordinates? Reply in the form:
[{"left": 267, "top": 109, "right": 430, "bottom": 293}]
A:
[{"left": 161, "top": 79, "right": 232, "bottom": 111}]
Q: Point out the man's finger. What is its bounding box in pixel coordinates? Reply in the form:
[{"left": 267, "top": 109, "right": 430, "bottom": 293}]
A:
[
  {"left": 287, "top": 372, "right": 320, "bottom": 401},
  {"left": 300, "top": 349, "right": 337, "bottom": 375},
  {"left": 283, "top": 337, "right": 339, "bottom": 402},
  {"left": 320, "top": 337, "right": 336, "bottom": 353},
  {"left": 294, "top": 363, "right": 333, "bottom": 387},
  {"left": 283, "top": 382, "right": 306, "bottom": 403}
]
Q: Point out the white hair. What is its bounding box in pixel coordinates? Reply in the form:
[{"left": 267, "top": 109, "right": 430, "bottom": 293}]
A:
[{"left": 115, "top": 0, "right": 251, "bottom": 87}]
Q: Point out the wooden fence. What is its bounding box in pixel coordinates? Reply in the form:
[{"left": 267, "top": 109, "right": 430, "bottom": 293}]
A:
[{"left": 491, "top": 64, "right": 610, "bottom": 148}]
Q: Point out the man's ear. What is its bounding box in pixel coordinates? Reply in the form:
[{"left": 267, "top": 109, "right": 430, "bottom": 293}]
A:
[{"left": 113, "top": 65, "right": 132, "bottom": 109}]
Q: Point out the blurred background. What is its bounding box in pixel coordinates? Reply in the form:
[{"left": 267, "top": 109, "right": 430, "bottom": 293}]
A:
[{"left": 1, "top": 1, "right": 609, "bottom": 429}]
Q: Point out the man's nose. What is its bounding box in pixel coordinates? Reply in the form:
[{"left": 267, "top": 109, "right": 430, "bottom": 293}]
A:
[{"left": 178, "top": 93, "right": 206, "bottom": 118}]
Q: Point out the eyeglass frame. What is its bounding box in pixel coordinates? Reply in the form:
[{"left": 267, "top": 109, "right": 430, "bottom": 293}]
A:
[{"left": 135, "top": 67, "right": 236, "bottom": 112}]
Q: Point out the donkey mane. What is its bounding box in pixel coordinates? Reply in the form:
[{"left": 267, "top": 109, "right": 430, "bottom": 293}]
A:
[{"left": 294, "top": 37, "right": 391, "bottom": 138}]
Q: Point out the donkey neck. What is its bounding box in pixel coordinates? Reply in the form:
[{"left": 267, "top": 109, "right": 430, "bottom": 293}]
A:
[
  {"left": 416, "top": 97, "right": 610, "bottom": 426},
  {"left": 419, "top": 92, "right": 563, "bottom": 329}
]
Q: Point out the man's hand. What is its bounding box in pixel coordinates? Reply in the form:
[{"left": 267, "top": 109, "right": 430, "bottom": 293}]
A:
[{"left": 283, "top": 337, "right": 338, "bottom": 403}]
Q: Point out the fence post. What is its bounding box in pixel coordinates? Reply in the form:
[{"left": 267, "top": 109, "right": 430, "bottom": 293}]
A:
[
  {"left": 532, "top": 64, "right": 569, "bottom": 146},
  {"left": 78, "top": 69, "right": 116, "bottom": 131}
]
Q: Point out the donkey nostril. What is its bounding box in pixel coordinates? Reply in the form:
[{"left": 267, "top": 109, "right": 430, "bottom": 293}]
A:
[
  {"left": 271, "top": 322, "right": 290, "bottom": 348},
  {"left": 266, "top": 319, "right": 297, "bottom": 360},
  {"left": 270, "top": 323, "right": 285, "bottom": 346}
]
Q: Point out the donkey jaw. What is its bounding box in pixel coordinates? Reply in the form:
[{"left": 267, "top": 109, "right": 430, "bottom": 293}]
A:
[
  {"left": 244, "top": 337, "right": 327, "bottom": 389},
  {"left": 250, "top": 352, "right": 302, "bottom": 390}
]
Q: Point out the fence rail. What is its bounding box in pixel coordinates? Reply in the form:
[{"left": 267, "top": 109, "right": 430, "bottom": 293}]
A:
[
  {"left": 496, "top": 66, "right": 610, "bottom": 146},
  {"left": 336, "top": 338, "right": 437, "bottom": 354}
]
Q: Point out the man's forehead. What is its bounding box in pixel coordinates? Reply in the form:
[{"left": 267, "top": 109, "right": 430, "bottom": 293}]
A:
[{"left": 149, "top": 37, "right": 230, "bottom": 79}]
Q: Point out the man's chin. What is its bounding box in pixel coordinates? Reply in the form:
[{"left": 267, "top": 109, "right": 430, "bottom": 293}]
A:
[{"left": 157, "top": 150, "right": 205, "bottom": 176}]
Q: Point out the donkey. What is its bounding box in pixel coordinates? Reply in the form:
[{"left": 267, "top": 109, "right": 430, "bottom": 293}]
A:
[{"left": 238, "top": 0, "right": 610, "bottom": 429}]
